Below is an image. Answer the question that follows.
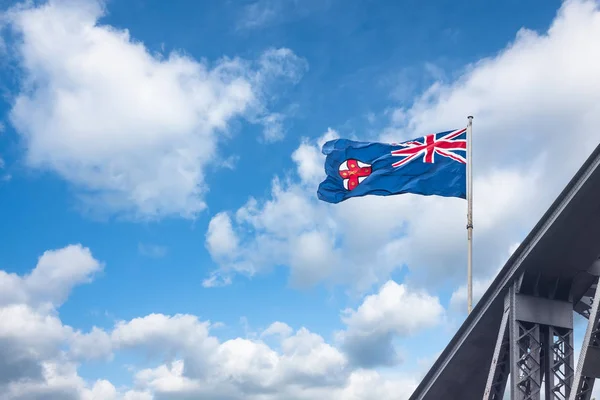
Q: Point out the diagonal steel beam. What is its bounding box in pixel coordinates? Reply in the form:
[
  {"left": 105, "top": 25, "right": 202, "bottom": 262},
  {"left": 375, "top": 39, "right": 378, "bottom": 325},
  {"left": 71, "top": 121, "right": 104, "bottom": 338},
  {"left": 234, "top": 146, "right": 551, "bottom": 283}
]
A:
[
  {"left": 570, "top": 279, "right": 600, "bottom": 400},
  {"left": 483, "top": 295, "right": 511, "bottom": 400}
]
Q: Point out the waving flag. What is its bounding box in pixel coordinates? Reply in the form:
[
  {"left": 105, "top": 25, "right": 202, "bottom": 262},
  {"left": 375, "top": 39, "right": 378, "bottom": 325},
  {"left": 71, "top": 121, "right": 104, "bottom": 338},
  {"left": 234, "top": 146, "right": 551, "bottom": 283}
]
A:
[{"left": 317, "top": 128, "right": 467, "bottom": 204}]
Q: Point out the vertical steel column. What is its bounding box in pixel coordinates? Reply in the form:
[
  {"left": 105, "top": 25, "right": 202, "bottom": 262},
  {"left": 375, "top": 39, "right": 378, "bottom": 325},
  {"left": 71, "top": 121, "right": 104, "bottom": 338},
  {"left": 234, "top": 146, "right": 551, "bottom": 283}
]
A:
[
  {"left": 545, "top": 326, "right": 575, "bottom": 399},
  {"left": 510, "top": 282, "right": 544, "bottom": 400}
]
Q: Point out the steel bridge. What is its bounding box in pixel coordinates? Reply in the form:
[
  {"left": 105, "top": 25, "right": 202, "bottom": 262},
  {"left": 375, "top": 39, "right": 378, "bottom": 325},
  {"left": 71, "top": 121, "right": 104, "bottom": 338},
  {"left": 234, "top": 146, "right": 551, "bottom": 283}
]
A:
[{"left": 409, "top": 144, "right": 600, "bottom": 400}]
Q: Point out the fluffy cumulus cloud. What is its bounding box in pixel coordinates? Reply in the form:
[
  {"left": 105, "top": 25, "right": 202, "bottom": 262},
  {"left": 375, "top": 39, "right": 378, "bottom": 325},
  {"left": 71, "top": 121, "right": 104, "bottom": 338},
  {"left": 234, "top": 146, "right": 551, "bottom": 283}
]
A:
[
  {"left": 204, "top": 0, "right": 600, "bottom": 297},
  {"left": 0, "top": 246, "right": 431, "bottom": 400},
  {"left": 0, "top": 244, "right": 112, "bottom": 399},
  {"left": 98, "top": 281, "right": 436, "bottom": 398},
  {"left": 0, "top": 244, "right": 102, "bottom": 309},
  {"left": 0, "top": 202, "right": 595, "bottom": 394},
  {"left": 337, "top": 281, "right": 444, "bottom": 368},
  {"left": 100, "top": 298, "right": 425, "bottom": 400},
  {"left": 2, "top": 0, "right": 307, "bottom": 220},
  {"left": 13, "top": 257, "right": 595, "bottom": 400}
]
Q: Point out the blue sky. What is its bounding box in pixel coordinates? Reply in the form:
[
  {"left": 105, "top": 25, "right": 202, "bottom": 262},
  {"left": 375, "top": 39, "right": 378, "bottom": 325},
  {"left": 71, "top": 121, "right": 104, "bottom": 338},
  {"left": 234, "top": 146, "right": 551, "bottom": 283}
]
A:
[{"left": 0, "top": 0, "right": 599, "bottom": 399}]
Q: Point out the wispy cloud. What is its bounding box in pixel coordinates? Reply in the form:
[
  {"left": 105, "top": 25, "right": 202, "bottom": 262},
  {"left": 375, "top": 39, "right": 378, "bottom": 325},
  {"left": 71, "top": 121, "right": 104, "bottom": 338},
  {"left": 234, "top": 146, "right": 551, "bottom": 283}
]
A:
[
  {"left": 220, "top": 155, "right": 240, "bottom": 170},
  {"left": 0, "top": 123, "right": 9, "bottom": 182},
  {"left": 238, "top": 0, "right": 279, "bottom": 30},
  {"left": 236, "top": 0, "right": 332, "bottom": 30},
  {"left": 138, "top": 243, "right": 167, "bottom": 258}
]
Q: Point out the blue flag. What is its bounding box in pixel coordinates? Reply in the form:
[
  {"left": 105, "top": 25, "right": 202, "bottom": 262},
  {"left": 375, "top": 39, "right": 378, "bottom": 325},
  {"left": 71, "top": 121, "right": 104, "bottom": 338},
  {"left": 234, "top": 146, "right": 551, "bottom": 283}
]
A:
[{"left": 317, "top": 128, "right": 467, "bottom": 204}]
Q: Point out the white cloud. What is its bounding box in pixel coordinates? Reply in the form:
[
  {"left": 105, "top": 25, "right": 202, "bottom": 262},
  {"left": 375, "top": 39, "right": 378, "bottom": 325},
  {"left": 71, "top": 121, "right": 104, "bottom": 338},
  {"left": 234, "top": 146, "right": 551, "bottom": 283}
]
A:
[
  {"left": 134, "top": 360, "right": 200, "bottom": 395},
  {"left": 70, "top": 327, "right": 113, "bottom": 362},
  {"left": 203, "top": 169, "right": 342, "bottom": 288},
  {"left": 70, "top": 307, "right": 421, "bottom": 400},
  {"left": 4, "top": 0, "right": 306, "bottom": 220},
  {"left": 292, "top": 127, "right": 339, "bottom": 185},
  {"left": 337, "top": 281, "right": 443, "bottom": 367},
  {"left": 0, "top": 245, "right": 112, "bottom": 400},
  {"left": 341, "top": 281, "right": 443, "bottom": 337},
  {"left": 0, "top": 246, "right": 430, "bottom": 400},
  {"left": 261, "top": 321, "right": 293, "bottom": 338},
  {"left": 81, "top": 380, "right": 118, "bottom": 400},
  {"left": 2, "top": 361, "right": 82, "bottom": 400},
  {"left": 0, "top": 304, "right": 70, "bottom": 386},
  {"left": 108, "top": 313, "right": 350, "bottom": 394},
  {"left": 111, "top": 313, "right": 220, "bottom": 380},
  {"left": 205, "top": 212, "right": 239, "bottom": 260},
  {"left": 0, "top": 244, "right": 102, "bottom": 309},
  {"left": 338, "top": 370, "right": 419, "bottom": 400}
]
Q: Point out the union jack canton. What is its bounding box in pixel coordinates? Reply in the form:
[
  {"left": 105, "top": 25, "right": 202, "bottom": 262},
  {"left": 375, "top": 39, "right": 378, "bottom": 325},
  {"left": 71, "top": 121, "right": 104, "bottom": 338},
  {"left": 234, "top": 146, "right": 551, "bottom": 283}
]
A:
[{"left": 390, "top": 128, "right": 467, "bottom": 167}]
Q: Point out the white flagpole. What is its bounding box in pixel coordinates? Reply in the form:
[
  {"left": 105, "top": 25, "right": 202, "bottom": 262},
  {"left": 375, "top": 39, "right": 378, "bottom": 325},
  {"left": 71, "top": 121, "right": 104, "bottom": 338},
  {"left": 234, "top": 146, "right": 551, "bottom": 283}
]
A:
[{"left": 467, "top": 116, "right": 474, "bottom": 314}]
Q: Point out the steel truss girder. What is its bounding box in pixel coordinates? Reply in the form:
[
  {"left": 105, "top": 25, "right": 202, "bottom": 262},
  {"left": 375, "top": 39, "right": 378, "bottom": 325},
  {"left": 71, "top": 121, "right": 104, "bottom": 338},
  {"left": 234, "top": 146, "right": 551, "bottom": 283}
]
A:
[
  {"left": 483, "top": 280, "right": 577, "bottom": 400},
  {"left": 570, "top": 279, "right": 600, "bottom": 400}
]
